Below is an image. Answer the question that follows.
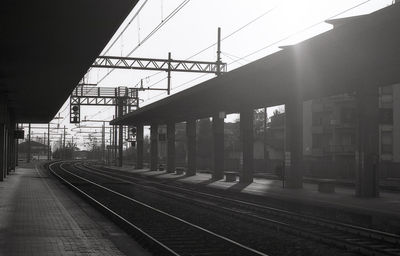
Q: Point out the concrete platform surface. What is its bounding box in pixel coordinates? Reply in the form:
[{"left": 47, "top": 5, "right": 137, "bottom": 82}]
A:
[
  {"left": 0, "top": 164, "right": 150, "bottom": 256},
  {"left": 108, "top": 166, "right": 400, "bottom": 227}
]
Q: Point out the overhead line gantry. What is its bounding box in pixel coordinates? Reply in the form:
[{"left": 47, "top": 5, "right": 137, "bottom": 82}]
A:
[{"left": 70, "top": 28, "right": 226, "bottom": 167}]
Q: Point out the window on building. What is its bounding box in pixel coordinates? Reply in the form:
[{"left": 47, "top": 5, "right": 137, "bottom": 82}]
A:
[
  {"left": 379, "top": 85, "right": 393, "bottom": 108},
  {"left": 341, "top": 108, "right": 355, "bottom": 125},
  {"left": 312, "top": 134, "right": 323, "bottom": 148},
  {"left": 340, "top": 133, "right": 354, "bottom": 145},
  {"left": 381, "top": 85, "right": 393, "bottom": 95},
  {"left": 312, "top": 112, "right": 324, "bottom": 126},
  {"left": 381, "top": 131, "right": 393, "bottom": 154}
]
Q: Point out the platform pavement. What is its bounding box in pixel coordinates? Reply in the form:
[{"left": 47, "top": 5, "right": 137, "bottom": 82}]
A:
[
  {"left": 0, "top": 163, "right": 150, "bottom": 256},
  {"left": 106, "top": 165, "right": 400, "bottom": 231}
]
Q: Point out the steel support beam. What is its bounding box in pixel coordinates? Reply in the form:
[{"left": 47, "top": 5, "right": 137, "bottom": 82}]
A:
[{"left": 92, "top": 56, "right": 227, "bottom": 74}]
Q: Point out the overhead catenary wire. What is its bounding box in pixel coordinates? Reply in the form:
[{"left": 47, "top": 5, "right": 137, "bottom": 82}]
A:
[
  {"left": 103, "top": 0, "right": 149, "bottom": 55},
  {"left": 133, "top": 4, "right": 281, "bottom": 89},
  {"left": 80, "top": 1, "right": 150, "bottom": 84},
  {"left": 97, "top": 0, "right": 191, "bottom": 84},
  {"left": 72, "top": 0, "right": 379, "bottom": 126},
  {"left": 140, "top": 0, "right": 376, "bottom": 105},
  {"left": 221, "top": 52, "right": 247, "bottom": 66},
  {"left": 137, "top": 4, "right": 281, "bottom": 102},
  {"left": 186, "top": 4, "right": 280, "bottom": 60},
  {"left": 228, "top": 0, "right": 373, "bottom": 66}
]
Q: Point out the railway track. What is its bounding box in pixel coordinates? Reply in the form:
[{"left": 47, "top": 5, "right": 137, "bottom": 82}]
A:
[
  {"left": 47, "top": 161, "right": 268, "bottom": 256},
  {"left": 73, "top": 162, "right": 400, "bottom": 256}
]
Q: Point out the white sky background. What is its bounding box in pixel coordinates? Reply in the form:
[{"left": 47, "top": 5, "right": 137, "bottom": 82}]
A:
[{"left": 39, "top": 0, "right": 394, "bottom": 149}]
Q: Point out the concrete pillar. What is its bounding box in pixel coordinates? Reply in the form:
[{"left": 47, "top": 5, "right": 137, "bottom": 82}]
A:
[
  {"left": 355, "top": 85, "right": 379, "bottom": 197},
  {"left": 240, "top": 108, "right": 254, "bottom": 183},
  {"left": 166, "top": 122, "right": 176, "bottom": 173},
  {"left": 212, "top": 113, "right": 224, "bottom": 179},
  {"left": 0, "top": 95, "right": 6, "bottom": 180},
  {"left": 284, "top": 96, "right": 303, "bottom": 189},
  {"left": 150, "top": 124, "right": 158, "bottom": 171},
  {"left": 8, "top": 125, "right": 14, "bottom": 173},
  {"left": 7, "top": 119, "right": 15, "bottom": 173},
  {"left": 0, "top": 124, "right": 5, "bottom": 181},
  {"left": 186, "top": 119, "right": 197, "bottom": 176},
  {"left": 4, "top": 127, "right": 8, "bottom": 176},
  {"left": 136, "top": 124, "right": 144, "bottom": 169}
]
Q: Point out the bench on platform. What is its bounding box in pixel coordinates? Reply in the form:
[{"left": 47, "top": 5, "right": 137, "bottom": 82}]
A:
[
  {"left": 317, "top": 179, "right": 336, "bottom": 193},
  {"left": 175, "top": 167, "right": 185, "bottom": 175},
  {"left": 224, "top": 172, "right": 238, "bottom": 182}
]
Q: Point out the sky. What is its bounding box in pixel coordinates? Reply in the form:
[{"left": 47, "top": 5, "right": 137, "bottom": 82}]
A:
[{"left": 26, "top": 0, "right": 395, "bottom": 150}]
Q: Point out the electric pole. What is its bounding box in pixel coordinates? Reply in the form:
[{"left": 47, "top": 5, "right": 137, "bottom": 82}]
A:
[
  {"left": 264, "top": 107, "right": 268, "bottom": 172},
  {"left": 117, "top": 97, "right": 124, "bottom": 167},
  {"left": 47, "top": 123, "right": 50, "bottom": 160},
  {"left": 63, "top": 126, "right": 66, "bottom": 159},
  {"left": 109, "top": 126, "right": 112, "bottom": 165},
  {"left": 102, "top": 122, "right": 105, "bottom": 163},
  {"left": 71, "top": 136, "right": 74, "bottom": 160},
  {"left": 27, "top": 123, "right": 31, "bottom": 163},
  {"left": 15, "top": 123, "right": 19, "bottom": 166},
  {"left": 216, "top": 27, "right": 222, "bottom": 77}
]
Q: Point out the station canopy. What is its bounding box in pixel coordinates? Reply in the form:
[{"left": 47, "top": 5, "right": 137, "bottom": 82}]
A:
[
  {"left": 112, "top": 3, "right": 400, "bottom": 126},
  {"left": 1, "top": 0, "right": 139, "bottom": 123}
]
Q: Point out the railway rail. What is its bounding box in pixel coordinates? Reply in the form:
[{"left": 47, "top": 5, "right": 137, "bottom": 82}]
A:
[
  {"left": 47, "top": 161, "right": 400, "bottom": 256},
  {"left": 47, "top": 161, "right": 268, "bottom": 256}
]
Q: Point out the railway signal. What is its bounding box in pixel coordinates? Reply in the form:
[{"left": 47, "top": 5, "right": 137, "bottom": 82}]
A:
[{"left": 70, "top": 105, "right": 80, "bottom": 124}]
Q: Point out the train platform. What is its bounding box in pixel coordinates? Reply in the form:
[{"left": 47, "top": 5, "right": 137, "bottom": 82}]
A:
[
  {"left": 0, "top": 163, "right": 150, "bottom": 256},
  {"left": 107, "top": 165, "right": 400, "bottom": 233}
]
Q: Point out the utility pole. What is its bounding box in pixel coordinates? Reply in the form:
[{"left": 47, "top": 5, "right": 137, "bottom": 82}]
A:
[
  {"left": 71, "top": 136, "right": 74, "bottom": 160},
  {"left": 47, "top": 123, "right": 51, "bottom": 160},
  {"left": 113, "top": 115, "right": 117, "bottom": 166},
  {"left": 27, "top": 123, "right": 31, "bottom": 163},
  {"left": 167, "top": 52, "right": 171, "bottom": 95},
  {"left": 116, "top": 96, "right": 125, "bottom": 167},
  {"left": 263, "top": 107, "right": 268, "bottom": 171},
  {"left": 15, "top": 123, "right": 19, "bottom": 166},
  {"left": 63, "top": 126, "right": 66, "bottom": 159},
  {"left": 107, "top": 126, "right": 114, "bottom": 165},
  {"left": 43, "top": 132, "right": 46, "bottom": 161},
  {"left": 216, "top": 27, "right": 222, "bottom": 77},
  {"left": 102, "top": 122, "right": 105, "bottom": 163}
]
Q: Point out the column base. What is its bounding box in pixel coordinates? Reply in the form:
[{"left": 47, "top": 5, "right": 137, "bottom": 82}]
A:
[
  {"left": 186, "top": 170, "right": 196, "bottom": 177},
  {"left": 285, "top": 179, "right": 303, "bottom": 189},
  {"left": 212, "top": 172, "right": 224, "bottom": 180},
  {"left": 239, "top": 176, "right": 253, "bottom": 183}
]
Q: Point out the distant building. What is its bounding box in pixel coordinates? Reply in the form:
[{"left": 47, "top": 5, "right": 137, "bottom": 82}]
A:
[
  {"left": 18, "top": 141, "right": 49, "bottom": 160},
  {"left": 303, "top": 83, "right": 400, "bottom": 178}
]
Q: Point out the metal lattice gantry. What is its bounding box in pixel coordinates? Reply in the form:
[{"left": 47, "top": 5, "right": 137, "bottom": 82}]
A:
[
  {"left": 70, "top": 85, "right": 139, "bottom": 106},
  {"left": 90, "top": 28, "right": 225, "bottom": 96},
  {"left": 92, "top": 55, "right": 227, "bottom": 74},
  {"left": 69, "top": 85, "right": 139, "bottom": 123}
]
